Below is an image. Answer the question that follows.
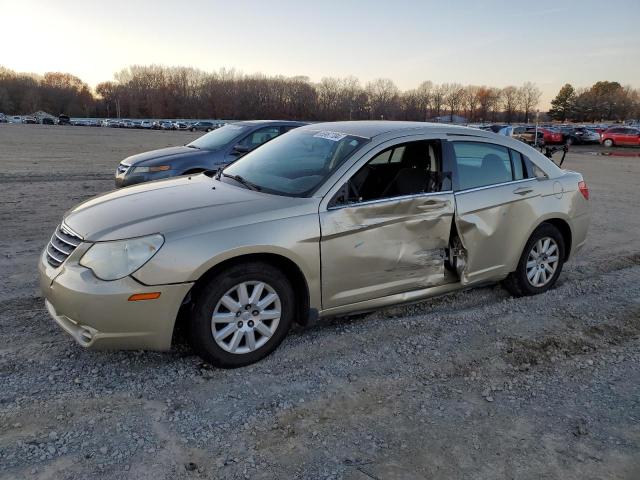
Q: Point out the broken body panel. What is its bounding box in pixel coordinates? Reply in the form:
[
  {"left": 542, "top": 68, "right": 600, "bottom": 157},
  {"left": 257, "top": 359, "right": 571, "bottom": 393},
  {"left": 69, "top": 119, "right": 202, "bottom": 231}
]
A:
[{"left": 320, "top": 192, "right": 455, "bottom": 308}]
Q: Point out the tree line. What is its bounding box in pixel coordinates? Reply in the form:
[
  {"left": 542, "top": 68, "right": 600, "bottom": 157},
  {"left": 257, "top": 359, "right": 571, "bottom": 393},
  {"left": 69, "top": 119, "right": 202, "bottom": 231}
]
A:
[
  {"left": 1, "top": 64, "right": 638, "bottom": 122},
  {"left": 549, "top": 81, "right": 639, "bottom": 122}
]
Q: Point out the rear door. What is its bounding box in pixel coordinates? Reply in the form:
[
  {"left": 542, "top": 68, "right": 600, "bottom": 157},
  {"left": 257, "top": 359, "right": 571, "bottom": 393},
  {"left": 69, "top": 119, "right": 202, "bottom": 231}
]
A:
[
  {"left": 319, "top": 138, "right": 455, "bottom": 309},
  {"left": 450, "top": 139, "right": 542, "bottom": 285},
  {"left": 621, "top": 128, "right": 640, "bottom": 145}
]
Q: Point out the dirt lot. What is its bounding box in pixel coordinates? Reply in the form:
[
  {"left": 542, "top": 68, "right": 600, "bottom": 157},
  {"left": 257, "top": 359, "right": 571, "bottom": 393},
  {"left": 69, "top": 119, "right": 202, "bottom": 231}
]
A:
[{"left": 1, "top": 124, "right": 639, "bottom": 480}]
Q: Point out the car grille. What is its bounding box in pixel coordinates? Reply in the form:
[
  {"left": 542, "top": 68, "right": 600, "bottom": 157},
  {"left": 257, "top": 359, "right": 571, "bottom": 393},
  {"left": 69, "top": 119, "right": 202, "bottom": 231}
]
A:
[
  {"left": 46, "top": 224, "right": 83, "bottom": 268},
  {"left": 116, "top": 163, "right": 130, "bottom": 175}
]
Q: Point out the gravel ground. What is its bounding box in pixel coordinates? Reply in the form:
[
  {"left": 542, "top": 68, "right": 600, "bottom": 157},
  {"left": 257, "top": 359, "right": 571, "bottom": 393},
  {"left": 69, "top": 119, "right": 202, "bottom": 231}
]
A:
[{"left": 1, "top": 124, "right": 639, "bottom": 480}]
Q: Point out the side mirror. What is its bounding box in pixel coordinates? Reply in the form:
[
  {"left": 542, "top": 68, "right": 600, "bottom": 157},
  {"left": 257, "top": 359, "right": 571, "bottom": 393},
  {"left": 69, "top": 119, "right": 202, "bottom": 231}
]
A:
[{"left": 232, "top": 144, "right": 250, "bottom": 154}]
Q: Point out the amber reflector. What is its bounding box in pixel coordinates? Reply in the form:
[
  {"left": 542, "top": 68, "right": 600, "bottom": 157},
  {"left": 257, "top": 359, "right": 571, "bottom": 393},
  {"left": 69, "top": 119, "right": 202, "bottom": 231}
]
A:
[{"left": 128, "top": 292, "right": 161, "bottom": 301}]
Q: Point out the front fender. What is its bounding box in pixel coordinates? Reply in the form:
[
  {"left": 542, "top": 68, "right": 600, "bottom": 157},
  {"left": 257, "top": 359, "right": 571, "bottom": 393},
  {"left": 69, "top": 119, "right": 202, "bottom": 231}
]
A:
[{"left": 132, "top": 214, "right": 322, "bottom": 310}]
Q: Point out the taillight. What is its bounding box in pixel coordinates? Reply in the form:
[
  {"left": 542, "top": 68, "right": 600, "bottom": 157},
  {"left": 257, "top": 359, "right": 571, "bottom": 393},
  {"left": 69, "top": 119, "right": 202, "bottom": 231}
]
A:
[{"left": 578, "top": 180, "right": 589, "bottom": 200}]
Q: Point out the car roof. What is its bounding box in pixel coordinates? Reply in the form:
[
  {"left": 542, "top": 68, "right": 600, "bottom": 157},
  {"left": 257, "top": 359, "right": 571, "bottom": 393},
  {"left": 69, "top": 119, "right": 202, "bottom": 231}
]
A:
[
  {"left": 296, "top": 120, "right": 504, "bottom": 139},
  {"left": 234, "top": 120, "right": 308, "bottom": 127}
]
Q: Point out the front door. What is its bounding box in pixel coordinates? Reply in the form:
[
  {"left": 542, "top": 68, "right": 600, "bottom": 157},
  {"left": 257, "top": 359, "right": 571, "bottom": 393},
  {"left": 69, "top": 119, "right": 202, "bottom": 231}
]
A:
[{"left": 320, "top": 139, "right": 455, "bottom": 309}]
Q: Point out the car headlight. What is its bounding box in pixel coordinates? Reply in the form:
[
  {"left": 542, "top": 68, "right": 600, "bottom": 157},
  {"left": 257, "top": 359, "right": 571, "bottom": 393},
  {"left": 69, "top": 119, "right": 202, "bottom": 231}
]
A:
[
  {"left": 79, "top": 234, "right": 164, "bottom": 280},
  {"left": 133, "top": 165, "right": 171, "bottom": 173}
]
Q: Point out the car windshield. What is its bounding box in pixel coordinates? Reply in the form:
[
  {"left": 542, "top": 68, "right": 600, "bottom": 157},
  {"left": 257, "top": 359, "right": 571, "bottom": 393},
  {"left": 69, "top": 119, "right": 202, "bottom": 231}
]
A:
[
  {"left": 188, "top": 124, "right": 249, "bottom": 150},
  {"left": 221, "top": 129, "right": 369, "bottom": 197}
]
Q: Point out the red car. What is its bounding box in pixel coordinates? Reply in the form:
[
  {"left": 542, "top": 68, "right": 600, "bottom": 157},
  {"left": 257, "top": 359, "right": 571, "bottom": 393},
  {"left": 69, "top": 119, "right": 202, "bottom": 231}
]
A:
[
  {"left": 539, "top": 128, "right": 564, "bottom": 144},
  {"left": 524, "top": 127, "right": 563, "bottom": 144},
  {"left": 600, "top": 127, "right": 640, "bottom": 147}
]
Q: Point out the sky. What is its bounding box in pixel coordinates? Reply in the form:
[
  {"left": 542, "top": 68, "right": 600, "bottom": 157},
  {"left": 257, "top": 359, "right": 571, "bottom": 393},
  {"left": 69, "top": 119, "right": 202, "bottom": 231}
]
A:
[{"left": 2, "top": 0, "right": 639, "bottom": 108}]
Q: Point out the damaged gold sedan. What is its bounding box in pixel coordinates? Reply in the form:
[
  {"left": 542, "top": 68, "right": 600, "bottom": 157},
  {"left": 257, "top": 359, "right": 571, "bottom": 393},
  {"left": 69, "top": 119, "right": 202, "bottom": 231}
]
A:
[{"left": 40, "top": 122, "right": 590, "bottom": 367}]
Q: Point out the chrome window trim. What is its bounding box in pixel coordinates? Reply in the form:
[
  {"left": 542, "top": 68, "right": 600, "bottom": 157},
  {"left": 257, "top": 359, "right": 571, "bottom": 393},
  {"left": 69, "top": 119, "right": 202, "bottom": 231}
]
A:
[
  {"left": 327, "top": 190, "right": 454, "bottom": 211},
  {"left": 453, "top": 178, "right": 535, "bottom": 195}
]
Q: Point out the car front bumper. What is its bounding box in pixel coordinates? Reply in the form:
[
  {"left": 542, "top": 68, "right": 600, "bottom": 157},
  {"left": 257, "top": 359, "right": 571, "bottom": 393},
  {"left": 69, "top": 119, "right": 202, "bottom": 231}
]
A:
[{"left": 39, "top": 250, "right": 193, "bottom": 350}]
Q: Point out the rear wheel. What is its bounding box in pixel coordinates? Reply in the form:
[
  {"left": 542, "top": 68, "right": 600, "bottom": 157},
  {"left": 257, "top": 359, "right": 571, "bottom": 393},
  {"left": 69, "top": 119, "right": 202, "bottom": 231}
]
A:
[
  {"left": 188, "top": 262, "right": 295, "bottom": 368},
  {"left": 503, "top": 223, "right": 565, "bottom": 297},
  {"left": 603, "top": 138, "right": 614, "bottom": 147}
]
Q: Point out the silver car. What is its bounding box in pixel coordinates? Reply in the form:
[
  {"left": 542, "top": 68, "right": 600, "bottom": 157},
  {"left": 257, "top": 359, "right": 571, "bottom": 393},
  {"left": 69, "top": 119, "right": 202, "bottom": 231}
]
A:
[{"left": 40, "top": 122, "right": 591, "bottom": 367}]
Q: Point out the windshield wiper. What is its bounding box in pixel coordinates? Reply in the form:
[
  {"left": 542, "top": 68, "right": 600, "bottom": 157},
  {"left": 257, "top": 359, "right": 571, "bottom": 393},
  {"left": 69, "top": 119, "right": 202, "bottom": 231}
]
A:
[{"left": 222, "top": 172, "right": 262, "bottom": 191}]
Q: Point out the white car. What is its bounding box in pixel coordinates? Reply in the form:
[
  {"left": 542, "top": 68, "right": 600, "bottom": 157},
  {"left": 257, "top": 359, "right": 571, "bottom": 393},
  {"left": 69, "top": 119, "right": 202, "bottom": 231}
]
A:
[{"left": 9, "top": 116, "right": 23, "bottom": 124}]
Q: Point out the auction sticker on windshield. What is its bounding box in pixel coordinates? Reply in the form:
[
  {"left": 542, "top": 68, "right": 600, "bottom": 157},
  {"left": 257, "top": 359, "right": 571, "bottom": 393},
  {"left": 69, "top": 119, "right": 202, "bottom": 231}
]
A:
[{"left": 313, "top": 131, "right": 348, "bottom": 141}]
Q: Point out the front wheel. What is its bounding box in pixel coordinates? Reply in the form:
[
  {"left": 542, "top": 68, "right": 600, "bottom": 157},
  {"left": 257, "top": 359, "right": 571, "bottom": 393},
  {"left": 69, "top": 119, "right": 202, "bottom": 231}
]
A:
[
  {"left": 603, "top": 138, "right": 614, "bottom": 147},
  {"left": 503, "top": 223, "right": 565, "bottom": 297},
  {"left": 188, "top": 262, "right": 295, "bottom": 367}
]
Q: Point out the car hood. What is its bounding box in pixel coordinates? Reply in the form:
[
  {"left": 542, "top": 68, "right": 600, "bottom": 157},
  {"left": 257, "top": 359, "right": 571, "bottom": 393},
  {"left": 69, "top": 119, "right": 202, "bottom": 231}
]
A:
[
  {"left": 64, "top": 175, "right": 318, "bottom": 241},
  {"left": 123, "top": 146, "right": 214, "bottom": 167}
]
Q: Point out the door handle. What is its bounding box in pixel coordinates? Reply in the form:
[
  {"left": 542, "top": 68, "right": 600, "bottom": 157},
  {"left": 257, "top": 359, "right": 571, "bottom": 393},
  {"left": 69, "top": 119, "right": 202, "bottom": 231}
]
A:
[{"left": 513, "top": 186, "right": 533, "bottom": 196}]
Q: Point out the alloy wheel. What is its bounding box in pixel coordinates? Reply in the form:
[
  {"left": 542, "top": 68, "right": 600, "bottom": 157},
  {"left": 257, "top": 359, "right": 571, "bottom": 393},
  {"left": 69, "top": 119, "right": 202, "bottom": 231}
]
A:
[
  {"left": 525, "top": 237, "right": 560, "bottom": 288},
  {"left": 211, "top": 281, "right": 281, "bottom": 354}
]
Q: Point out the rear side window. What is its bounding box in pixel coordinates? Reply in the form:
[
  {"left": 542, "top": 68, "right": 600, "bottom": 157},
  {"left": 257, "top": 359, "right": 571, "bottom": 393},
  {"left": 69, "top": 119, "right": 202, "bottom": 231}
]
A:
[{"left": 452, "top": 142, "right": 513, "bottom": 190}]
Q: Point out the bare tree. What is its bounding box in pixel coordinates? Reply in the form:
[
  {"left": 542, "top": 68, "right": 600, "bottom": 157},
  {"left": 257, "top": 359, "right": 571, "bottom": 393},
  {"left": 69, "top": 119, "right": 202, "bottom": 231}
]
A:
[
  {"left": 442, "top": 83, "right": 465, "bottom": 121},
  {"left": 365, "top": 78, "right": 399, "bottom": 119},
  {"left": 501, "top": 86, "right": 522, "bottom": 123},
  {"left": 431, "top": 84, "right": 447, "bottom": 120},
  {"left": 416, "top": 80, "right": 433, "bottom": 120},
  {"left": 519, "top": 82, "right": 541, "bottom": 123},
  {"left": 463, "top": 85, "right": 481, "bottom": 121}
]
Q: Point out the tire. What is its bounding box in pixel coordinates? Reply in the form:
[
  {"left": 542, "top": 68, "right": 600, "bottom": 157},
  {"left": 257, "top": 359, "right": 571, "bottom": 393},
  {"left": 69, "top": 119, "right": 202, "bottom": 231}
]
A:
[
  {"left": 190, "top": 128, "right": 195, "bottom": 132},
  {"left": 503, "top": 223, "right": 565, "bottom": 297},
  {"left": 565, "top": 136, "right": 575, "bottom": 146},
  {"left": 206, "top": 128, "right": 211, "bottom": 132},
  {"left": 603, "top": 138, "right": 614, "bottom": 147},
  {"left": 188, "top": 262, "right": 295, "bottom": 368}
]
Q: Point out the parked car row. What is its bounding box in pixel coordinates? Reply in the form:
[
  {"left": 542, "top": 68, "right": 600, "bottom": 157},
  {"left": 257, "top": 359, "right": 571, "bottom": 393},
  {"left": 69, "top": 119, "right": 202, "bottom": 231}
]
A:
[
  {"left": 103, "top": 119, "right": 226, "bottom": 130},
  {"left": 0, "top": 114, "right": 227, "bottom": 130},
  {"left": 474, "top": 123, "right": 629, "bottom": 147}
]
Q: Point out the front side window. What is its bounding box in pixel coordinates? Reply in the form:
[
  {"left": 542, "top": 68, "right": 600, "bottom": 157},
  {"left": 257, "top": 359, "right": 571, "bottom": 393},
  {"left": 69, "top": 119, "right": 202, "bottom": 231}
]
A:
[
  {"left": 453, "top": 142, "right": 513, "bottom": 190},
  {"left": 222, "top": 129, "right": 368, "bottom": 197},
  {"left": 332, "top": 140, "right": 449, "bottom": 206},
  {"left": 237, "top": 126, "right": 282, "bottom": 149}
]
